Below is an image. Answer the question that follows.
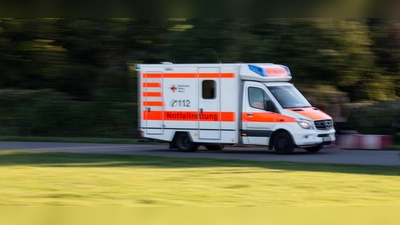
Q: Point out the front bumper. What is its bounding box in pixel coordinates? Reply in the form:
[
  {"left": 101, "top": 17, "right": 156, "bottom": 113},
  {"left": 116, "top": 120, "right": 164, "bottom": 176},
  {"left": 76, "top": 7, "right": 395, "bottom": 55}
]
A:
[{"left": 291, "top": 129, "right": 336, "bottom": 147}]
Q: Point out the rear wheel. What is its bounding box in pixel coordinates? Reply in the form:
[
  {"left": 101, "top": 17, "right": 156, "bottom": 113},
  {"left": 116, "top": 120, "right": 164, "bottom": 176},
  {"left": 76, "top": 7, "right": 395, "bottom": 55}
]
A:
[
  {"left": 273, "top": 132, "right": 295, "bottom": 155},
  {"left": 204, "top": 144, "right": 225, "bottom": 151},
  {"left": 305, "top": 145, "right": 323, "bottom": 153},
  {"left": 175, "top": 133, "right": 199, "bottom": 152}
]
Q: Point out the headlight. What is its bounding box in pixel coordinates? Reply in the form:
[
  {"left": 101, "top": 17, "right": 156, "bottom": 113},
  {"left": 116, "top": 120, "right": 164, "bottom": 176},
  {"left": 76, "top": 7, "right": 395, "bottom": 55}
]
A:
[{"left": 297, "top": 119, "right": 313, "bottom": 129}]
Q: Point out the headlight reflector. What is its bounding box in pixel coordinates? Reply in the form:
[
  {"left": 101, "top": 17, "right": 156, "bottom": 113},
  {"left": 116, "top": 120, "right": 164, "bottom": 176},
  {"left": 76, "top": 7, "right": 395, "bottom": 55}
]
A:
[{"left": 297, "top": 119, "right": 313, "bottom": 129}]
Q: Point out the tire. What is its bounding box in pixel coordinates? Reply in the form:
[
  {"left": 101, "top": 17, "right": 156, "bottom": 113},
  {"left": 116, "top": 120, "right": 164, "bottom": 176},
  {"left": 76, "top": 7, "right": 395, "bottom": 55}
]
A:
[
  {"left": 175, "top": 133, "right": 199, "bottom": 152},
  {"left": 273, "top": 132, "right": 295, "bottom": 155},
  {"left": 204, "top": 144, "right": 225, "bottom": 151},
  {"left": 305, "top": 145, "right": 323, "bottom": 153}
]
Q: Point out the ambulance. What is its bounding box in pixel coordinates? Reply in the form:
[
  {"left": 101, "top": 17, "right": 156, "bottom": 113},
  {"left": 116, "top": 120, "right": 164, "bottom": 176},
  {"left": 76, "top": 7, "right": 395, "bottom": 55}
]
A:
[{"left": 137, "top": 63, "right": 335, "bottom": 154}]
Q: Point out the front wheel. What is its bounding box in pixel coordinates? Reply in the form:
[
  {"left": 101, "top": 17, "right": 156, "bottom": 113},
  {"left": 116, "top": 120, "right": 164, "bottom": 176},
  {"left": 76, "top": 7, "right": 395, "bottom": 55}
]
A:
[
  {"left": 305, "top": 145, "right": 323, "bottom": 153},
  {"left": 175, "top": 133, "right": 199, "bottom": 152},
  {"left": 273, "top": 132, "right": 295, "bottom": 155},
  {"left": 204, "top": 144, "right": 225, "bottom": 151}
]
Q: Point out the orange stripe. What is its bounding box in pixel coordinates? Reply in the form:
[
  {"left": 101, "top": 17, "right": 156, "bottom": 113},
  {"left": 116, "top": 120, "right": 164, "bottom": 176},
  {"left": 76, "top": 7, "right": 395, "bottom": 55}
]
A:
[
  {"left": 242, "top": 112, "right": 296, "bottom": 122},
  {"left": 163, "top": 73, "right": 198, "bottom": 78},
  {"left": 242, "top": 112, "right": 275, "bottom": 122},
  {"left": 142, "top": 92, "right": 162, "bottom": 97},
  {"left": 275, "top": 114, "right": 296, "bottom": 122},
  {"left": 221, "top": 73, "right": 235, "bottom": 78},
  {"left": 289, "top": 108, "right": 331, "bottom": 120},
  {"left": 142, "top": 101, "right": 164, "bottom": 106},
  {"left": 142, "top": 82, "right": 162, "bottom": 88},
  {"left": 143, "top": 111, "right": 235, "bottom": 122},
  {"left": 198, "top": 73, "right": 235, "bottom": 78},
  {"left": 142, "top": 73, "right": 235, "bottom": 79},
  {"left": 143, "top": 73, "right": 163, "bottom": 78}
]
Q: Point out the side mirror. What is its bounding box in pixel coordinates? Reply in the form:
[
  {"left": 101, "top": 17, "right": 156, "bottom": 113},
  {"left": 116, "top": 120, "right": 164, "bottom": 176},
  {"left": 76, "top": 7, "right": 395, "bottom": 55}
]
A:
[{"left": 265, "top": 100, "right": 276, "bottom": 112}]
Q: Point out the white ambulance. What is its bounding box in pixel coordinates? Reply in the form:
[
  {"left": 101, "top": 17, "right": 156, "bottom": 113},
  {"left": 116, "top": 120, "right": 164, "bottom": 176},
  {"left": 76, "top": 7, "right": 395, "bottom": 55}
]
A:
[{"left": 137, "top": 63, "right": 335, "bottom": 154}]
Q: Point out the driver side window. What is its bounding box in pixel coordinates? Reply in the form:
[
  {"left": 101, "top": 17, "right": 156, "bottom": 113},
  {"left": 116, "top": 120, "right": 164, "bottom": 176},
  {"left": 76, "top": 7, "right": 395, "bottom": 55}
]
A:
[{"left": 248, "top": 87, "right": 269, "bottom": 110}]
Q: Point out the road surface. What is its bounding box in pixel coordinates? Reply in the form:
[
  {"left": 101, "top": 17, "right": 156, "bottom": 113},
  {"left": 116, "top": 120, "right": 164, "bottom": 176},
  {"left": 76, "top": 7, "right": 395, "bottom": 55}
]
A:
[{"left": 1, "top": 141, "right": 399, "bottom": 167}]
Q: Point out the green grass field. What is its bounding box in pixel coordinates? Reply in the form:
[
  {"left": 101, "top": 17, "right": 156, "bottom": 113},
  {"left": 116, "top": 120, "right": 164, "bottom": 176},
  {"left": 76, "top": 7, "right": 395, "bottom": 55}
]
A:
[{"left": 1, "top": 150, "right": 400, "bottom": 206}]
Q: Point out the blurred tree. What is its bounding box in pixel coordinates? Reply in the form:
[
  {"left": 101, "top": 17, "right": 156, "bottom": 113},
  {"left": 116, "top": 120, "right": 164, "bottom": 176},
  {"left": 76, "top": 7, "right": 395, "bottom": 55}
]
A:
[
  {"left": 165, "top": 19, "right": 237, "bottom": 63},
  {"left": 1, "top": 18, "right": 398, "bottom": 102},
  {"left": 0, "top": 19, "right": 65, "bottom": 90},
  {"left": 369, "top": 19, "right": 400, "bottom": 97},
  {"left": 244, "top": 19, "right": 390, "bottom": 101},
  {"left": 52, "top": 19, "right": 135, "bottom": 101}
]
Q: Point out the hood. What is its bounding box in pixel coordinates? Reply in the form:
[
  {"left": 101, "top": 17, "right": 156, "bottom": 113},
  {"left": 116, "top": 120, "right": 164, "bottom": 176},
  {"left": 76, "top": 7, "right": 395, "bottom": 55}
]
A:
[{"left": 286, "top": 107, "right": 332, "bottom": 121}]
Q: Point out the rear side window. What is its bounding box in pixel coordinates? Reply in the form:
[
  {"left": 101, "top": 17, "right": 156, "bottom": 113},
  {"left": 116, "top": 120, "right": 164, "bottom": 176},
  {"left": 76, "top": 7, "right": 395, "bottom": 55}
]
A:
[{"left": 202, "top": 80, "right": 215, "bottom": 99}]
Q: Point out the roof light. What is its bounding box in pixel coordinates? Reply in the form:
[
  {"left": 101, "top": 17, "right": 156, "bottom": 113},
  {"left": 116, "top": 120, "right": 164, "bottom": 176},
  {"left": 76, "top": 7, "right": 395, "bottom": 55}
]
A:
[
  {"left": 264, "top": 66, "right": 290, "bottom": 77},
  {"left": 276, "top": 64, "right": 291, "bottom": 76},
  {"left": 249, "top": 65, "right": 266, "bottom": 76}
]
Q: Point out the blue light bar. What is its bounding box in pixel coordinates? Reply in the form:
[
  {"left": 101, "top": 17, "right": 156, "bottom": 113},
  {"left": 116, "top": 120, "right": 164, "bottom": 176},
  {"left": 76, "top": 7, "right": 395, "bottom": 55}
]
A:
[{"left": 248, "top": 65, "right": 266, "bottom": 76}]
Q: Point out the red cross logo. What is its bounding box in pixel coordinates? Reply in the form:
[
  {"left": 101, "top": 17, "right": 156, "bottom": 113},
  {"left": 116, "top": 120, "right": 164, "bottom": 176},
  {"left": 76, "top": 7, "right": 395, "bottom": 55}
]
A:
[{"left": 170, "top": 85, "right": 177, "bottom": 92}]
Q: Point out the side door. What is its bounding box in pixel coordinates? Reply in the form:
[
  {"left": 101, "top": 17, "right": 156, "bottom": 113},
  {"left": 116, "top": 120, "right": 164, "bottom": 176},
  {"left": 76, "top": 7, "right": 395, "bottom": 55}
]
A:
[
  {"left": 198, "top": 67, "right": 221, "bottom": 140},
  {"left": 142, "top": 71, "right": 164, "bottom": 135},
  {"left": 241, "top": 82, "right": 276, "bottom": 145}
]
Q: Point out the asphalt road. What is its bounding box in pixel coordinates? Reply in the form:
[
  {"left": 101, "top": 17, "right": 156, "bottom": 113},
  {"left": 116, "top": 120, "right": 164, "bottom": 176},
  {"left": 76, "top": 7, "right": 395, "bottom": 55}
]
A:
[{"left": 1, "top": 141, "right": 400, "bottom": 167}]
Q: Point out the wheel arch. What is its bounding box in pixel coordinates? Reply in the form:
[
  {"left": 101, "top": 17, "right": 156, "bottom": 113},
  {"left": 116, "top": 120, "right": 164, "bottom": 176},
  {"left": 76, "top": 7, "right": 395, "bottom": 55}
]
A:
[
  {"left": 173, "top": 131, "right": 199, "bottom": 152},
  {"left": 170, "top": 131, "right": 195, "bottom": 149},
  {"left": 269, "top": 129, "right": 295, "bottom": 150}
]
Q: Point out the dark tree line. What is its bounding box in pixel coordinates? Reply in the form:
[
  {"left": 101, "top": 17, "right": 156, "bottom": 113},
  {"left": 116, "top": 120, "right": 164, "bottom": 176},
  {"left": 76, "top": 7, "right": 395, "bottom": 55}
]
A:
[
  {"left": 1, "top": 18, "right": 400, "bottom": 101},
  {"left": 0, "top": 18, "right": 399, "bottom": 137}
]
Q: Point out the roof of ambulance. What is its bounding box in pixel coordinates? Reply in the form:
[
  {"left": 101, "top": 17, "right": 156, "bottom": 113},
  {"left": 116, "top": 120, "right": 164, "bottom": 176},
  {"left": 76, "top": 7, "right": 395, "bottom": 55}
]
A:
[
  {"left": 138, "top": 63, "right": 292, "bottom": 82},
  {"left": 139, "top": 63, "right": 275, "bottom": 67}
]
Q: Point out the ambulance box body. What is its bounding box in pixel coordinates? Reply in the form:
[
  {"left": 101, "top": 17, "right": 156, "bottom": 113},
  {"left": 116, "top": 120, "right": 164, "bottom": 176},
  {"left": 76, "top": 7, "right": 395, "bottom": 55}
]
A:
[{"left": 138, "top": 63, "right": 335, "bottom": 154}]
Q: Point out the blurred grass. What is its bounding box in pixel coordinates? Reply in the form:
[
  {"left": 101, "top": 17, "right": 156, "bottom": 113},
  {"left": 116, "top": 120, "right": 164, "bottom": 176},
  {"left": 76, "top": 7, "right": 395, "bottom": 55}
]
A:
[{"left": 1, "top": 151, "right": 400, "bottom": 206}]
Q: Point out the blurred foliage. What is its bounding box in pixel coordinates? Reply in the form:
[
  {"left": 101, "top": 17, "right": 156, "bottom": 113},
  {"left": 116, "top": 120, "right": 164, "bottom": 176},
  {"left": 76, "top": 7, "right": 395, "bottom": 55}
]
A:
[
  {"left": 297, "top": 84, "right": 348, "bottom": 110},
  {"left": 346, "top": 101, "right": 400, "bottom": 136},
  {"left": 0, "top": 89, "right": 137, "bottom": 138},
  {"left": 1, "top": 18, "right": 400, "bottom": 138}
]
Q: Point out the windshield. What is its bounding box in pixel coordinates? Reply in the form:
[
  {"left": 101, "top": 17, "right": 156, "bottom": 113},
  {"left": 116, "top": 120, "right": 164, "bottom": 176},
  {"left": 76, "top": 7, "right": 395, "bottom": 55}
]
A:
[{"left": 267, "top": 85, "right": 311, "bottom": 108}]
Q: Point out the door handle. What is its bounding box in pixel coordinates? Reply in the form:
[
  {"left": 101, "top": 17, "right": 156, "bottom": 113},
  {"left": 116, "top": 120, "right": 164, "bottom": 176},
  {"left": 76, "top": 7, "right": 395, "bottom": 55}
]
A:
[
  {"left": 147, "top": 107, "right": 151, "bottom": 113},
  {"left": 247, "top": 113, "right": 253, "bottom": 117},
  {"left": 200, "top": 108, "right": 203, "bottom": 113}
]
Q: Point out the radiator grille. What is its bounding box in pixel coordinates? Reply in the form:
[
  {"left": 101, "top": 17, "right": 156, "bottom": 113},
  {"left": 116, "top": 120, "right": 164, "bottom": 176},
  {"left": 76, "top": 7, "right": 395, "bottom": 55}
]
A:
[{"left": 314, "top": 120, "right": 333, "bottom": 130}]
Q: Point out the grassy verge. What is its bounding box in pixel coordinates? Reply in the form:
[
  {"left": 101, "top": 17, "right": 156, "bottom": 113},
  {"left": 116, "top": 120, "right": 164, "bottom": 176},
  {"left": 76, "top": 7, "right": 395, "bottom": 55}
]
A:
[{"left": 1, "top": 151, "right": 400, "bottom": 206}]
